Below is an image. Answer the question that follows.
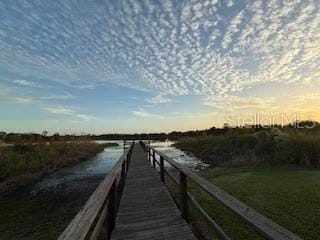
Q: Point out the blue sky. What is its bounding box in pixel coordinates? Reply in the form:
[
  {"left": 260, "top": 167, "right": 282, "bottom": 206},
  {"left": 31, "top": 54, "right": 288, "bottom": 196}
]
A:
[{"left": 0, "top": 0, "right": 319, "bottom": 134}]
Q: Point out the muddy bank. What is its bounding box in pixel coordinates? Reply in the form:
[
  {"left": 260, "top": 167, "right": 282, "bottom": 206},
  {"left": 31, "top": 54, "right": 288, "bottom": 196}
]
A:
[
  {"left": 0, "top": 143, "right": 123, "bottom": 240},
  {"left": 0, "top": 176, "right": 102, "bottom": 240},
  {"left": 0, "top": 141, "right": 105, "bottom": 194}
]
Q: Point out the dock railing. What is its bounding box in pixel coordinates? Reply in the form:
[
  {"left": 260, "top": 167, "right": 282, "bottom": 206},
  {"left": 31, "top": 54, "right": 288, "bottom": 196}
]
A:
[
  {"left": 58, "top": 143, "right": 134, "bottom": 240},
  {"left": 142, "top": 141, "right": 302, "bottom": 240}
]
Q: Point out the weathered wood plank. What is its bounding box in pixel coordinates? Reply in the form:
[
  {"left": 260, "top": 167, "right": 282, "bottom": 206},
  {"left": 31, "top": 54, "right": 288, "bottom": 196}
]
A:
[{"left": 110, "top": 143, "right": 196, "bottom": 240}]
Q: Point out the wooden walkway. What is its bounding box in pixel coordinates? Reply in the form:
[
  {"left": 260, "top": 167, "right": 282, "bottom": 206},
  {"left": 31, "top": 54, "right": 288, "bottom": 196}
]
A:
[
  {"left": 111, "top": 143, "right": 196, "bottom": 240},
  {"left": 59, "top": 141, "right": 302, "bottom": 240}
]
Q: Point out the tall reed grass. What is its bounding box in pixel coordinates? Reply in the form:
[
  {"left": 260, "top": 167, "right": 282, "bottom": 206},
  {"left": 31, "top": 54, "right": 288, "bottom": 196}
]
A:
[
  {"left": 0, "top": 141, "right": 103, "bottom": 181},
  {"left": 174, "top": 129, "right": 320, "bottom": 167}
]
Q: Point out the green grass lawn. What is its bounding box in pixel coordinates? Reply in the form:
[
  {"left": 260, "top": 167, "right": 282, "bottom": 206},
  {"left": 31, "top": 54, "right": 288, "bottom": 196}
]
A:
[{"left": 185, "top": 167, "right": 320, "bottom": 240}]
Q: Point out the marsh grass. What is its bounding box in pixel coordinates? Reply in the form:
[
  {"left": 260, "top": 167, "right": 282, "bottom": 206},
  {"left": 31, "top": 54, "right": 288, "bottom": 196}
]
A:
[
  {"left": 0, "top": 141, "right": 104, "bottom": 192},
  {"left": 98, "top": 142, "right": 119, "bottom": 148},
  {"left": 174, "top": 129, "right": 320, "bottom": 167}
]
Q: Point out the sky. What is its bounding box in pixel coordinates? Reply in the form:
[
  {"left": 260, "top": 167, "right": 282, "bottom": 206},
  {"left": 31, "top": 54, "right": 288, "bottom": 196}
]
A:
[{"left": 0, "top": 0, "right": 319, "bottom": 134}]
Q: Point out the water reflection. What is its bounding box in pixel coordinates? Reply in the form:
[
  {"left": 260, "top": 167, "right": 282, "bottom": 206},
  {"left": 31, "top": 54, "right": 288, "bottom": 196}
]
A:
[
  {"left": 30, "top": 141, "right": 123, "bottom": 194},
  {"left": 151, "top": 140, "right": 209, "bottom": 171},
  {"left": 30, "top": 140, "right": 207, "bottom": 195}
]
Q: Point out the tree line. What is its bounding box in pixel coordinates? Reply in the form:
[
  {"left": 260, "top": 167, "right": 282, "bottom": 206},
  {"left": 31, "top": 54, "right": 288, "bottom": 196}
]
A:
[{"left": 1, "top": 120, "right": 319, "bottom": 143}]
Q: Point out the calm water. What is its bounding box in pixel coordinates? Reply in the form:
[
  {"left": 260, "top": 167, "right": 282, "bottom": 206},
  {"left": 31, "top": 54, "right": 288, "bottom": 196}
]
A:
[
  {"left": 30, "top": 141, "right": 124, "bottom": 195},
  {"left": 151, "top": 140, "right": 209, "bottom": 171},
  {"left": 30, "top": 140, "right": 207, "bottom": 194}
]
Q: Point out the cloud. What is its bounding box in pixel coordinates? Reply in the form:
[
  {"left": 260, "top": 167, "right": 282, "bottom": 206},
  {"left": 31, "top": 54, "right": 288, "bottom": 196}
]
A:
[
  {"left": 147, "top": 94, "right": 172, "bottom": 104},
  {"left": 0, "top": 89, "right": 33, "bottom": 104},
  {"left": 40, "top": 92, "right": 75, "bottom": 100},
  {"left": 76, "top": 114, "right": 97, "bottom": 121},
  {"left": 171, "top": 111, "right": 218, "bottom": 119},
  {"left": 0, "top": 0, "right": 319, "bottom": 113},
  {"left": 293, "top": 93, "right": 320, "bottom": 103},
  {"left": 43, "top": 106, "right": 97, "bottom": 121},
  {"left": 132, "top": 109, "right": 164, "bottom": 119},
  {"left": 43, "top": 107, "right": 75, "bottom": 115},
  {"left": 13, "top": 79, "right": 40, "bottom": 87},
  {"left": 204, "top": 95, "right": 273, "bottom": 111},
  {"left": 225, "top": 0, "right": 234, "bottom": 8}
]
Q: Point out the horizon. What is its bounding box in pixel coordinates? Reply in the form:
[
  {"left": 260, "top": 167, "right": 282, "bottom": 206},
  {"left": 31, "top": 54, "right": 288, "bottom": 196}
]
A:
[
  {"left": 1, "top": 0, "right": 319, "bottom": 134},
  {"left": 1, "top": 118, "right": 319, "bottom": 136}
]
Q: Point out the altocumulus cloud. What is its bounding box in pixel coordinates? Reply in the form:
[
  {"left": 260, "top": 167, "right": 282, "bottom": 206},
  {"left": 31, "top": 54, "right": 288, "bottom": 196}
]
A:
[
  {"left": 13, "top": 79, "right": 40, "bottom": 88},
  {"left": 0, "top": 0, "right": 319, "bottom": 109},
  {"left": 147, "top": 94, "right": 172, "bottom": 104}
]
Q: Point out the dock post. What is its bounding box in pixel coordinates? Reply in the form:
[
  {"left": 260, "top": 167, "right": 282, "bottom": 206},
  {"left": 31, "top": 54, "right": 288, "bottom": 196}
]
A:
[
  {"left": 108, "top": 181, "right": 117, "bottom": 236},
  {"left": 152, "top": 150, "right": 156, "bottom": 168},
  {"left": 125, "top": 155, "right": 129, "bottom": 172},
  {"left": 160, "top": 156, "right": 165, "bottom": 183},
  {"left": 121, "top": 161, "right": 126, "bottom": 184},
  {"left": 179, "top": 172, "right": 189, "bottom": 222},
  {"left": 146, "top": 145, "right": 148, "bottom": 159}
]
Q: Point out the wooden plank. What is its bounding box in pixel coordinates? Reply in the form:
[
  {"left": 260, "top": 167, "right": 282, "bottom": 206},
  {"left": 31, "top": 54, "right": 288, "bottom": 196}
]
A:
[
  {"left": 90, "top": 199, "right": 110, "bottom": 240},
  {"left": 150, "top": 147, "right": 302, "bottom": 240},
  {"left": 179, "top": 172, "right": 189, "bottom": 222},
  {"left": 107, "top": 181, "right": 117, "bottom": 234},
  {"left": 110, "top": 143, "right": 196, "bottom": 240}
]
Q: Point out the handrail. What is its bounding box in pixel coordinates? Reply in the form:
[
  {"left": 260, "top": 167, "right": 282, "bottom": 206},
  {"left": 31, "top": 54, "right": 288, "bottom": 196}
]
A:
[
  {"left": 58, "top": 143, "right": 134, "bottom": 240},
  {"left": 143, "top": 142, "right": 302, "bottom": 240}
]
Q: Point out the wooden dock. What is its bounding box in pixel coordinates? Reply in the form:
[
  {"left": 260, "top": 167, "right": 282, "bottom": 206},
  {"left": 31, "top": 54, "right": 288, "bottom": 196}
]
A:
[
  {"left": 59, "top": 141, "right": 302, "bottom": 240},
  {"left": 111, "top": 143, "right": 195, "bottom": 240}
]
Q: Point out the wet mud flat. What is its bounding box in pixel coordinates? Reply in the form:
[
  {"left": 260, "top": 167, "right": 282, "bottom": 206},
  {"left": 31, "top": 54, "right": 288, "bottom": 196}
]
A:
[
  {"left": 0, "top": 175, "right": 103, "bottom": 240},
  {"left": 0, "top": 144, "right": 123, "bottom": 239}
]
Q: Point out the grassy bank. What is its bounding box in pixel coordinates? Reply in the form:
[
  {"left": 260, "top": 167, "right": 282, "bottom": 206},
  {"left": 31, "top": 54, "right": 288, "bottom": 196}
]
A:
[
  {"left": 172, "top": 130, "right": 320, "bottom": 239},
  {"left": 174, "top": 129, "right": 320, "bottom": 167},
  {"left": 183, "top": 167, "right": 320, "bottom": 240},
  {"left": 0, "top": 141, "right": 104, "bottom": 193}
]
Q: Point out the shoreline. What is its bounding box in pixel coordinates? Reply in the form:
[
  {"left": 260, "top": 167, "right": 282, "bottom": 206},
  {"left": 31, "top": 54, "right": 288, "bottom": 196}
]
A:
[
  {"left": 0, "top": 141, "right": 106, "bottom": 194},
  {"left": 0, "top": 142, "right": 122, "bottom": 240}
]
